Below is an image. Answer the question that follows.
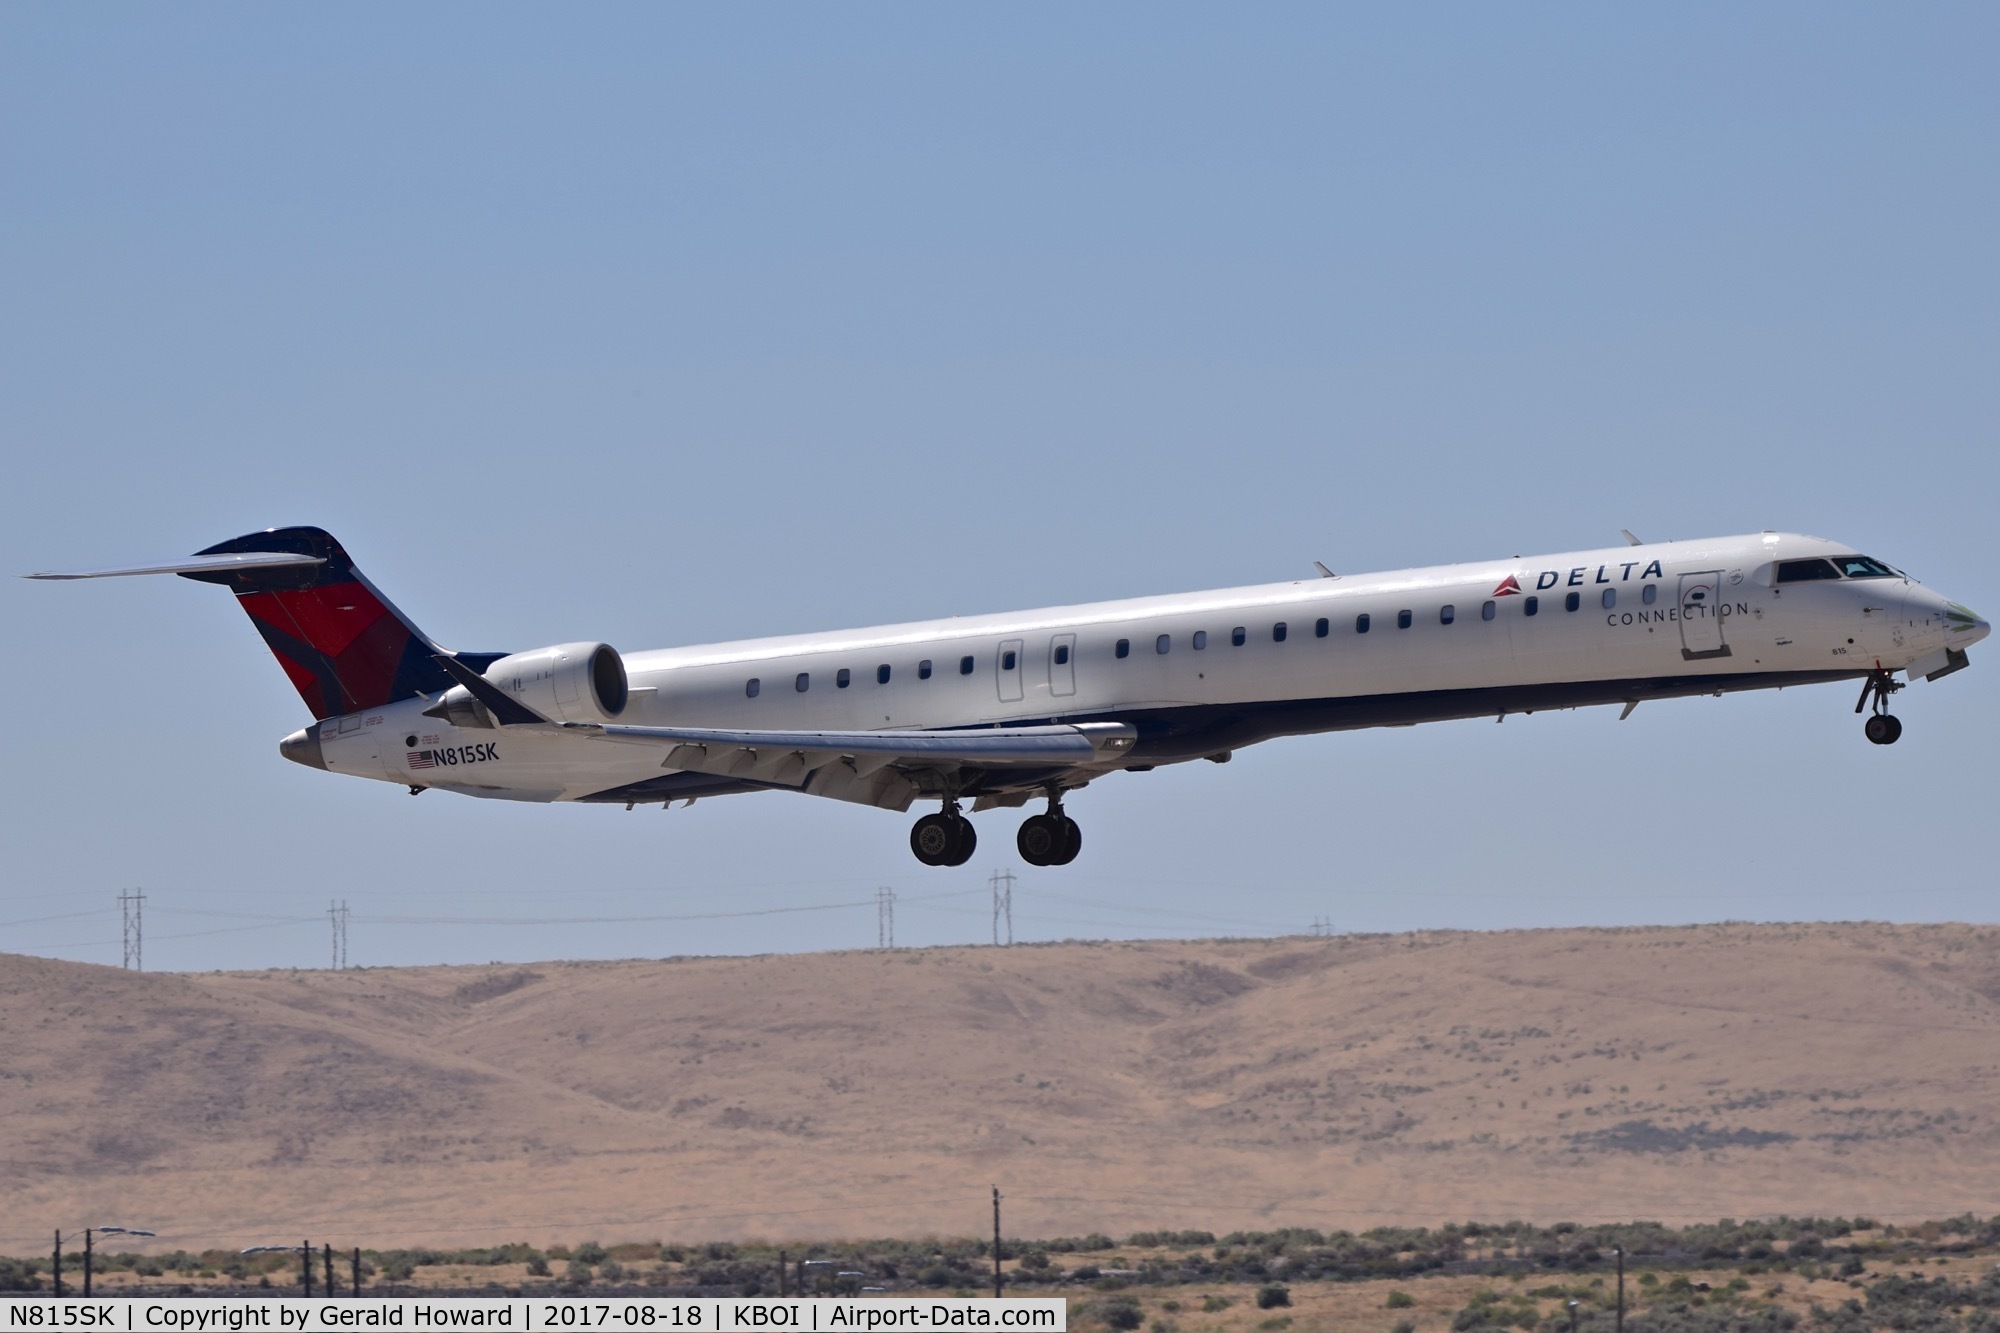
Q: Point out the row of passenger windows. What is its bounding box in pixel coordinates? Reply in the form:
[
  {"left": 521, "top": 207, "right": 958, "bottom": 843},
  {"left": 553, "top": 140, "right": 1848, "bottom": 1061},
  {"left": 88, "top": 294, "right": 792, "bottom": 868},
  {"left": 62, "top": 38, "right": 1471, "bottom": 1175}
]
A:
[
  {"left": 745, "top": 585, "right": 1665, "bottom": 695},
  {"left": 745, "top": 654, "right": 976, "bottom": 696}
]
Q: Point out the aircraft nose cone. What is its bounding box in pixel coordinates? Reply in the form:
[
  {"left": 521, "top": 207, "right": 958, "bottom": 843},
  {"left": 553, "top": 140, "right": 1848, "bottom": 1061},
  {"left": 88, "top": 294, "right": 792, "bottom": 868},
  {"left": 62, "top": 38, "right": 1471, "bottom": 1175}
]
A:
[
  {"left": 279, "top": 724, "right": 326, "bottom": 770},
  {"left": 1946, "top": 602, "right": 1991, "bottom": 646}
]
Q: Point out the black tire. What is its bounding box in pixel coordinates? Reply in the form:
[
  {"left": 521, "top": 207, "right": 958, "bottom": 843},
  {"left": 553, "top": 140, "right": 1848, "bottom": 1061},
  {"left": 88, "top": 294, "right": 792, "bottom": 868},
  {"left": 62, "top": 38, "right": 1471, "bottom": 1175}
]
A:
[
  {"left": 1049, "top": 816, "right": 1082, "bottom": 866},
  {"left": 1017, "top": 814, "right": 1063, "bottom": 866},
  {"left": 943, "top": 816, "right": 978, "bottom": 867},
  {"left": 911, "top": 812, "right": 958, "bottom": 865},
  {"left": 1865, "top": 714, "right": 1902, "bottom": 746}
]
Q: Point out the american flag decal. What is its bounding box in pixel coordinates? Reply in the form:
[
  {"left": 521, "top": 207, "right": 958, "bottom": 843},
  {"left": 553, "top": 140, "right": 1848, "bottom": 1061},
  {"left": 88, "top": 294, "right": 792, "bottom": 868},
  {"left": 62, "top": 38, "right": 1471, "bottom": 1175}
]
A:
[{"left": 407, "top": 751, "right": 435, "bottom": 770}]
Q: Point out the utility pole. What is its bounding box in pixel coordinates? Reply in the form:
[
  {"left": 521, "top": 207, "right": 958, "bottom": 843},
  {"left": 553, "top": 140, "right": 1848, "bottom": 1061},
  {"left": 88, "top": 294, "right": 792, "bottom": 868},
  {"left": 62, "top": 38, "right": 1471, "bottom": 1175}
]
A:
[
  {"left": 329, "top": 899, "right": 349, "bottom": 970},
  {"left": 83, "top": 1229, "right": 94, "bottom": 1297},
  {"left": 52, "top": 1231, "right": 62, "bottom": 1298},
  {"left": 992, "top": 1185, "right": 1003, "bottom": 1298},
  {"left": 302, "top": 1240, "right": 313, "bottom": 1298},
  {"left": 352, "top": 1247, "right": 363, "bottom": 1297},
  {"left": 876, "top": 888, "right": 895, "bottom": 949},
  {"left": 323, "top": 1243, "right": 335, "bottom": 1296},
  {"left": 990, "top": 870, "right": 1014, "bottom": 946},
  {"left": 778, "top": 1250, "right": 787, "bottom": 1297},
  {"left": 1614, "top": 1245, "right": 1625, "bottom": 1333},
  {"left": 119, "top": 888, "right": 146, "bottom": 970}
]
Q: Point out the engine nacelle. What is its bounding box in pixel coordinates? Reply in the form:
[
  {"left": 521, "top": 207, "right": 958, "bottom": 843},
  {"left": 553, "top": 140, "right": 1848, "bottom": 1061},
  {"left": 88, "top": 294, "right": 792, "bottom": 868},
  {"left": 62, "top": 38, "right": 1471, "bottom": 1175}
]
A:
[{"left": 429, "top": 641, "right": 629, "bottom": 727}]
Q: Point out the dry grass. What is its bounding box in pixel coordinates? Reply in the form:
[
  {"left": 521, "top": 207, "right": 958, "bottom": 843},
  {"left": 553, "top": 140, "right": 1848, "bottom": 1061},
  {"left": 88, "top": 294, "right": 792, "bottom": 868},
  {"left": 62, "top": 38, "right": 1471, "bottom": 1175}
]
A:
[{"left": 6, "top": 921, "right": 2000, "bottom": 1249}]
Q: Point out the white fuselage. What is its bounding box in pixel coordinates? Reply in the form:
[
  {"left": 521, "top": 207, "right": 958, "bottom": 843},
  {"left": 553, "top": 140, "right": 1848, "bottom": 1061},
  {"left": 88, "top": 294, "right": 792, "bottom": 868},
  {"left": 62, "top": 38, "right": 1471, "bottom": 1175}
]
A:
[{"left": 310, "top": 532, "right": 1984, "bottom": 805}]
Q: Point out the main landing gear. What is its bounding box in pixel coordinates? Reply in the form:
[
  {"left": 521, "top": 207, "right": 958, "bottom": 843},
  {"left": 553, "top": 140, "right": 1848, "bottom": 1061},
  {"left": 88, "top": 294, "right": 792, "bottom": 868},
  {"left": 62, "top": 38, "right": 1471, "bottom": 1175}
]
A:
[
  {"left": 1856, "top": 666, "right": 1904, "bottom": 745},
  {"left": 911, "top": 802, "right": 977, "bottom": 867},
  {"left": 1016, "top": 792, "right": 1082, "bottom": 867},
  {"left": 908, "top": 793, "right": 1086, "bottom": 867}
]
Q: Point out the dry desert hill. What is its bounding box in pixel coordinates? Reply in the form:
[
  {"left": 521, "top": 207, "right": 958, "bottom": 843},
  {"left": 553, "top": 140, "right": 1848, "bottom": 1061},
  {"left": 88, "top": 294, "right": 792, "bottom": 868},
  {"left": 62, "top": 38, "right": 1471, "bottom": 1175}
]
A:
[{"left": 3, "top": 922, "right": 1998, "bottom": 1252}]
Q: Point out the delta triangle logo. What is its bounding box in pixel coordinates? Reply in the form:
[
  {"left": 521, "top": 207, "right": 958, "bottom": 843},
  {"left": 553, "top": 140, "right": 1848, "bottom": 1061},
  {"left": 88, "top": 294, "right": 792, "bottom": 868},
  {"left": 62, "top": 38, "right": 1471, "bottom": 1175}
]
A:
[{"left": 1491, "top": 574, "right": 1523, "bottom": 597}]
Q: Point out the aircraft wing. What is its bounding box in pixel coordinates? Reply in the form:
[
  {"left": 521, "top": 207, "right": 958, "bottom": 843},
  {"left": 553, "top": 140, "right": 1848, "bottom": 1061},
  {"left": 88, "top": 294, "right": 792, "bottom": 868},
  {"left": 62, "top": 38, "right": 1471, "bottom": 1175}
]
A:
[
  {"left": 431, "top": 652, "right": 1135, "bottom": 808},
  {"left": 569, "top": 719, "right": 1137, "bottom": 764},
  {"left": 564, "top": 719, "right": 1137, "bottom": 810}
]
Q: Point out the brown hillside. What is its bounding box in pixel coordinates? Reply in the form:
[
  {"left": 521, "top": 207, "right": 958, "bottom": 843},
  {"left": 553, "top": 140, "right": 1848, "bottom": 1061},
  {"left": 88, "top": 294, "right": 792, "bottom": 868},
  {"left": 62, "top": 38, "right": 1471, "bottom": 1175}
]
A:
[{"left": 4, "top": 923, "right": 1998, "bottom": 1251}]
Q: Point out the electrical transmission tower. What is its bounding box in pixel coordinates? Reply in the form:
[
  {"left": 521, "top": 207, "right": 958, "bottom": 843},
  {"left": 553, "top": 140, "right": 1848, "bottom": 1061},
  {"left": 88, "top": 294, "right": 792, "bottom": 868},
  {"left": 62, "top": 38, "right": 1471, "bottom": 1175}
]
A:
[
  {"left": 875, "top": 887, "right": 895, "bottom": 948},
  {"left": 118, "top": 888, "right": 145, "bottom": 971},
  {"left": 328, "top": 899, "right": 349, "bottom": 970},
  {"left": 1310, "top": 916, "right": 1333, "bottom": 937},
  {"left": 990, "top": 869, "right": 1014, "bottom": 946}
]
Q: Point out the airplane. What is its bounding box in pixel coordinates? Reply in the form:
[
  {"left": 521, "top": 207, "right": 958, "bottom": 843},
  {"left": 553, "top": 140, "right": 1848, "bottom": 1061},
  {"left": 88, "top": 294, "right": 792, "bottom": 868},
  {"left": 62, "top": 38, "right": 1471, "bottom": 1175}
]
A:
[{"left": 29, "top": 526, "right": 1988, "bottom": 867}]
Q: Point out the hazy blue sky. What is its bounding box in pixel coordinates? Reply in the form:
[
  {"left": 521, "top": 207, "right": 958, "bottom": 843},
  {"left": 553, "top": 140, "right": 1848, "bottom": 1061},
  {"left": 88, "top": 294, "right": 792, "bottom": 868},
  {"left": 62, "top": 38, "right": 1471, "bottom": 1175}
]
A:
[{"left": 3, "top": 5, "right": 1995, "bottom": 972}]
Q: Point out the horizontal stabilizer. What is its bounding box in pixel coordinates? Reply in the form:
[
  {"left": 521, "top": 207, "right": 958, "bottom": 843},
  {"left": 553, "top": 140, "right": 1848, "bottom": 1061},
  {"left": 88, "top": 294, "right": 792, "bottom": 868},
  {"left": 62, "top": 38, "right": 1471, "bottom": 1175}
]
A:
[{"left": 24, "top": 552, "right": 325, "bottom": 580}]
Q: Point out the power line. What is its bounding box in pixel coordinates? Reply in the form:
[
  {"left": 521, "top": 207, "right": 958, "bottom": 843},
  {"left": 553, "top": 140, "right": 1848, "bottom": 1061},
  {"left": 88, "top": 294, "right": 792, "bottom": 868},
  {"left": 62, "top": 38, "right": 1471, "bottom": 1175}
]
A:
[{"left": 118, "top": 888, "right": 145, "bottom": 971}]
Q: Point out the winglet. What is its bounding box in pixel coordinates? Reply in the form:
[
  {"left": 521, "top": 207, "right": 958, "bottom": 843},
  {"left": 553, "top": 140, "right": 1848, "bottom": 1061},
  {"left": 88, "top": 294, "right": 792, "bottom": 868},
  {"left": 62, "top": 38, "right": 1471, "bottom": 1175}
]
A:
[
  {"left": 432, "top": 654, "right": 551, "bottom": 726},
  {"left": 1620, "top": 529, "right": 1644, "bottom": 547},
  {"left": 1312, "top": 561, "right": 1338, "bottom": 579}
]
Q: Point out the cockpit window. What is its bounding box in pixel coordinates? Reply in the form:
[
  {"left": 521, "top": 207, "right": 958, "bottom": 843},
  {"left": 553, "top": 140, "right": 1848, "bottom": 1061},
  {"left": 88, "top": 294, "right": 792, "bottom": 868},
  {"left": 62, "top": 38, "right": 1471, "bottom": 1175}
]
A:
[
  {"left": 1775, "top": 558, "right": 1842, "bottom": 584},
  {"left": 1832, "top": 555, "right": 1899, "bottom": 579}
]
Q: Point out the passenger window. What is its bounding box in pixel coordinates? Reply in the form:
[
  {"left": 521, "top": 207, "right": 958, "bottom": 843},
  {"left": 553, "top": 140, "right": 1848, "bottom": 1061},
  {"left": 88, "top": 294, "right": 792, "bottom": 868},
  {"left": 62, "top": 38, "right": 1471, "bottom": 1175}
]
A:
[
  {"left": 1601, "top": 589, "right": 1616, "bottom": 610},
  {"left": 795, "top": 672, "right": 810, "bottom": 692},
  {"left": 1565, "top": 592, "right": 1581, "bottom": 612},
  {"left": 1272, "top": 622, "right": 1287, "bottom": 642},
  {"left": 1053, "top": 644, "right": 1070, "bottom": 665},
  {"left": 1001, "top": 650, "right": 1017, "bottom": 671},
  {"left": 1231, "top": 627, "right": 1247, "bottom": 647},
  {"left": 1192, "top": 630, "right": 1208, "bottom": 650},
  {"left": 1439, "top": 605, "right": 1455, "bottom": 625},
  {"left": 1355, "top": 613, "right": 1371, "bottom": 633},
  {"left": 1314, "top": 617, "right": 1329, "bottom": 638},
  {"left": 877, "top": 664, "right": 891, "bottom": 684},
  {"left": 1481, "top": 600, "right": 1496, "bottom": 621},
  {"left": 1397, "top": 609, "right": 1413, "bottom": 629},
  {"left": 1156, "top": 634, "right": 1171, "bottom": 654},
  {"left": 1642, "top": 584, "right": 1657, "bottom": 605},
  {"left": 959, "top": 655, "right": 975, "bottom": 675},
  {"left": 745, "top": 678, "right": 760, "bottom": 698},
  {"left": 1776, "top": 558, "right": 1842, "bottom": 584},
  {"left": 918, "top": 659, "right": 933, "bottom": 680},
  {"left": 837, "top": 668, "right": 851, "bottom": 688},
  {"left": 1525, "top": 596, "right": 1539, "bottom": 616},
  {"left": 1115, "top": 639, "right": 1130, "bottom": 659}
]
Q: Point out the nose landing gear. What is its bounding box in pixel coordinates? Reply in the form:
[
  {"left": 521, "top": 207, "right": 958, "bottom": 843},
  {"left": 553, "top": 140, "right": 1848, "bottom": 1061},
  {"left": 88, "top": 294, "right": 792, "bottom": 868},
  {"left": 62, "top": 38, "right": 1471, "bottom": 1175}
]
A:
[
  {"left": 1017, "top": 791, "right": 1082, "bottom": 867},
  {"left": 911, "top": 801, "right": 977, "bottom": 867},
  {"left": 1856, "top": 666, "right": 1905, "bottom": 745}
]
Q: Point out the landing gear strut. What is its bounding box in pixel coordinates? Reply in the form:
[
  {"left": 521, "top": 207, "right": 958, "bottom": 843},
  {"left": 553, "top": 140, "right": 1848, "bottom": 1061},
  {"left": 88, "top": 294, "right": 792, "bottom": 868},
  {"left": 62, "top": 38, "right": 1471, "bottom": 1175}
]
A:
[
  {"left": 1016, "top": 791, "right": 1082, "bottom": 867},
  {"left": 911, "top": 801, "right": 977, "bottom": 867},
  {"left": 1856, "top": 666, "right": 1904, "bottom": 745}
]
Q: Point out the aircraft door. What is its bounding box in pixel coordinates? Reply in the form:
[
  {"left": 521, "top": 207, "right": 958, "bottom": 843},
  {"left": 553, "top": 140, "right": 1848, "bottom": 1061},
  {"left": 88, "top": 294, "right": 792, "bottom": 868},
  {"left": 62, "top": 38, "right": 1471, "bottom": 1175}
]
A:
[
  {"left": 1678, "top": 571, "right": 1731, "bottom": 660},
  {"left": 1049, "top": 633, "right": 1077, "bottom": 698},
  {"left": 997, "top": 638, "right": 1025, "bottom": 703}
]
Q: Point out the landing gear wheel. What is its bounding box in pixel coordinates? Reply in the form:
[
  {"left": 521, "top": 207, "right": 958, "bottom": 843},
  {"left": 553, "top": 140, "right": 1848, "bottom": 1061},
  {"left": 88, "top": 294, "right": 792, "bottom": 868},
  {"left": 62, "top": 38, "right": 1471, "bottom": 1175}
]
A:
[
  {"left": 1050, "top": 816, "right": 1082, "bottom": 866},
  {"left": 1864, "top": 713, "right": 1903, "bottom": 745},
  {"left": 943, "top": 816, "right": 977, "bottom": 866},
  {"left": 911, "top": 812, "right": 977, "bottom": 866},
  {"left": 1017, "top": 814, "right": 1065, "bottom": 866},
  {"left": 912, "top": 813, "right": 955, "bottom": 866}
]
